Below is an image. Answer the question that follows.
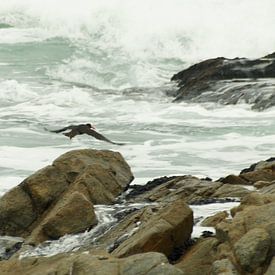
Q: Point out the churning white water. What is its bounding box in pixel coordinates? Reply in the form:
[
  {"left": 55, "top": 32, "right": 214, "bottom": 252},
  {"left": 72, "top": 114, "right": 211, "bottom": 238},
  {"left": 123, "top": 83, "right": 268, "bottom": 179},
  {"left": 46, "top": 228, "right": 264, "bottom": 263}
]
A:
[{"left": 0, "top": 0, "right": 275, "bottom": 191}]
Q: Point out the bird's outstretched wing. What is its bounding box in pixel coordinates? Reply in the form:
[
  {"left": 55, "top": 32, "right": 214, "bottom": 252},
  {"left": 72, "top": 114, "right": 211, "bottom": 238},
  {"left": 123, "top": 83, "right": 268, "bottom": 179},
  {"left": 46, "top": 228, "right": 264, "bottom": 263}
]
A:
[
  {"left": 44, "top": 125, "right": 74, "bottom": 133},
  {"left": 85, "top": 128, "right": 125, "bottom": 145}
]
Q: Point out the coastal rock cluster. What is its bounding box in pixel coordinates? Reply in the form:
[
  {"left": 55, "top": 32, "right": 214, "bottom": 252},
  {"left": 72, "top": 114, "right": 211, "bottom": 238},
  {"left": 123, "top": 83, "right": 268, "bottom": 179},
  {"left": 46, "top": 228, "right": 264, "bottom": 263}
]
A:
[
  {"left": 0, "top": 149, "right": 133, "bottom": 244},
  {"left": 171, "top": 52, "right": 275, "bottom": 110},
  {"left": 0, "top": 151, "right": 274, "bottom": 274}
]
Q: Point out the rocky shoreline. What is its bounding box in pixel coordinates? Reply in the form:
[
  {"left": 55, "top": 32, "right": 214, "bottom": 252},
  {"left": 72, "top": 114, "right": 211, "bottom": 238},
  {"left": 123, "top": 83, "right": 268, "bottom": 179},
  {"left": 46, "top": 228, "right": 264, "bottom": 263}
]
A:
[{"left": 0, "top": 149, "right": 274, "bottom": 274}]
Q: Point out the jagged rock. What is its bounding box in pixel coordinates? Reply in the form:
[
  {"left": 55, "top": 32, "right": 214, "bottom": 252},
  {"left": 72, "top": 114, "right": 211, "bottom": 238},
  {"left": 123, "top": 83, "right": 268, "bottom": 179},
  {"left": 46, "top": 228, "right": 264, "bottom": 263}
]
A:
[
  {"left": 175, "top": 238, "right": 219, "bottom": 275},
  {"left": 260, "top": 182, "right": 275, "bottom": 195},
  {"left": 0, "top": 251, "right": 184, "bottom": 275},
  {"left": 111, "top": 199, "right": 193, "bottom": 258},
  {"left": 171, "top": 55, "right": 275, "bottom": 110},
  {"left": 217, "top": 201, "right": 275, "bottom": 244},
  {"left": 212, "top": 192, "right": 275, "bottom": 274},
  {"left": 241, "top": 158, "right": 275, "bottom": 174},
  {"left": 201, "top": 211, "right": 228, "bottom": 227},
  {"left": 221, "top": 158, "right": 275, "bottom": 189},
  {"left": 230, "top": 192, "right": 275, "bottom": 217},
  {"left": 0, "top": 149, "right": 133, "bottom": 243},
  {"left": 233, "top": 228, "right": 271, "bottom": 272},
  {"left": 212, "top": 259, "right": 239, "bottom": 275},
  {"left": 240, "top": 169, "right": 275, "bottom": 184}
]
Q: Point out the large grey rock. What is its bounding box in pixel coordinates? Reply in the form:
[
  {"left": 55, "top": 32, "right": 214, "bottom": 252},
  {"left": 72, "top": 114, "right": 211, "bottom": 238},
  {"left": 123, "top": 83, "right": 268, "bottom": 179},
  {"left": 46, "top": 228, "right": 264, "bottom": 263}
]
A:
[
  {"left": 176, "top": 238, "right": 219, "bottom": 275},
  {"left": 233, "top": 228, "right": 271, "bottom": 272},
  {"left": 212, "top": 259, "right": 239, "bottom": 275}
]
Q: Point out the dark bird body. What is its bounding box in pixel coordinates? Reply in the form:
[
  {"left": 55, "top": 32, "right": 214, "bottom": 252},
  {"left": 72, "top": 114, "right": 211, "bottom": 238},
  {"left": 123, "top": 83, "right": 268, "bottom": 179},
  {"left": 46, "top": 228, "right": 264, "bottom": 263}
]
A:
[{"left": 46, "top": 123, "right": 125, "bottom": 145}]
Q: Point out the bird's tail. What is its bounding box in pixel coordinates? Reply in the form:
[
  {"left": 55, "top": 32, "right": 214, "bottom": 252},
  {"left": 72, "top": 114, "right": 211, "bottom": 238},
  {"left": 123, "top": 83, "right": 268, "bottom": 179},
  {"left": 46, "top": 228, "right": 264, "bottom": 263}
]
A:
[{"left": 111, "top": 141, "right": 126, "bottom": 146}]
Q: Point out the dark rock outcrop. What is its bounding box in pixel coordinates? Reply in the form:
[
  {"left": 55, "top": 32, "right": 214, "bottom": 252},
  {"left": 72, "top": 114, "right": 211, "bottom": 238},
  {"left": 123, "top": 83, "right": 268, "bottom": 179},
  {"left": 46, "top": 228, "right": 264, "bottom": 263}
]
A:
[{"left": 171, "top": 54, "right": 275, "bottom": 110}]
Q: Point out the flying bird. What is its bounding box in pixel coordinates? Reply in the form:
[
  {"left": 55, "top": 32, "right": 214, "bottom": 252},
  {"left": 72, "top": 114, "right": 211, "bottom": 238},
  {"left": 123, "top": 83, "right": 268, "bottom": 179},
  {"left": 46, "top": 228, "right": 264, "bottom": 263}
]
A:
[{"left": 46, "top": 123, "right": 125, "bottom": 145}]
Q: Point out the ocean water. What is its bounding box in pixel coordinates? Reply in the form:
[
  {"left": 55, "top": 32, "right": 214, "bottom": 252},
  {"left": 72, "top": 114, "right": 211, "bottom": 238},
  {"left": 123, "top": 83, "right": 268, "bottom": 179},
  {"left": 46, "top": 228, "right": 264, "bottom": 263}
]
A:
[{"left": 0, "top": 0, "right": 275, "bottom": 195}]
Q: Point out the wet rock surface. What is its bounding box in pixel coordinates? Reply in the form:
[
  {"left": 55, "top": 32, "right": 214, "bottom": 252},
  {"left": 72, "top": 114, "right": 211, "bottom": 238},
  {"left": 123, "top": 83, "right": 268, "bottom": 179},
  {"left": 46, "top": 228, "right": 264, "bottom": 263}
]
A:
[{"left": 171, "top": 53, "right": 275, "bottom": 110}]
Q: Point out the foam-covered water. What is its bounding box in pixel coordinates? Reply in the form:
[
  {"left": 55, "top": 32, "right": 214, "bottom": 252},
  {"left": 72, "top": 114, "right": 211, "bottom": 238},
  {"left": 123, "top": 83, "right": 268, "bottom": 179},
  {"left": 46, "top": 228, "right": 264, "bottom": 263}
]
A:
[
  {"left": 20, "top": 203, "right": 150, "bottom": 258},
  {"left": 19, "top": 201, "right": 239, "bottom": 258}
]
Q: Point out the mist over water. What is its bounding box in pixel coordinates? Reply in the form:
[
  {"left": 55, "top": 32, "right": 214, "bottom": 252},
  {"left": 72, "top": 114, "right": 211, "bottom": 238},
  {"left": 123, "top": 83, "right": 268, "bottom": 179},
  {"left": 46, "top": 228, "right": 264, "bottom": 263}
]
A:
[{"left": 0, "top": 0, "right": 275, "bottom": 194}]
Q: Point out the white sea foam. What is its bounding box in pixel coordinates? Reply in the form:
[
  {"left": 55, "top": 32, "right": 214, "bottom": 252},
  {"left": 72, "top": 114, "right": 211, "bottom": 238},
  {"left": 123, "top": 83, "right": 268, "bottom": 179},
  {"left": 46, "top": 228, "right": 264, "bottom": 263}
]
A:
[
  {"left": 0, "top": 176, "right": 24, "bottom": 197},
  {"left": 0, "top": 145, "right": 69, "bottom": 171},
  {"left": 0, "top": 80, "right": 37, "bottom": 105},
  {"left": 0, "top": 27, "right": 51, "bottom": 44},
  {"left": 0, "top": 0, "right": 275, "bottom": 87},
  {"left": 0, "top": 80, "right": 274, "bottom": 190},
  {"left": 191, "top": 201, "right": 240, "bottom": 238},
  {"left": 0, "top": 0, "right": 274, "bottom": 58},
  {"left": 20, "top": 203, "right": 151, "bottom": 258}
]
